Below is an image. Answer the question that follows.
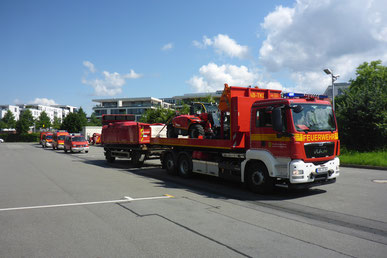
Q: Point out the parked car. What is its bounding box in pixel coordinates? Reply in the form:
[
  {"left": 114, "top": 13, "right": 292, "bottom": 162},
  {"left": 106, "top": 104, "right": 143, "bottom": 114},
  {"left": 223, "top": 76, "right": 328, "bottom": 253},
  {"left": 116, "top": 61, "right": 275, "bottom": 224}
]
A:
[
  {"left": 42, "top": 133, "right": 53, "bottom": 148},
  {"left": 52, "top": 131, "right": 69, "bottom": 150},
  {"left": 64, "top": 135, "right": 89, "bottom": 153}
]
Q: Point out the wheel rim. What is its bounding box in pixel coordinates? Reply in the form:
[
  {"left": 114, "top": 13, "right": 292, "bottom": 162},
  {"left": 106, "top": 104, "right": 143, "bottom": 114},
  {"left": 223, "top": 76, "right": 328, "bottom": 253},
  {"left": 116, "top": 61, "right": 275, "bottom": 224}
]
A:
[
  {"left": 251, "top": 170, "right": 264, "bottom": 186},
  {"left": 166, "top": 159, "right": 174, "bottom": 170},
  {"left": 180, "top": 159, "right": 189, "bottom": 175}
]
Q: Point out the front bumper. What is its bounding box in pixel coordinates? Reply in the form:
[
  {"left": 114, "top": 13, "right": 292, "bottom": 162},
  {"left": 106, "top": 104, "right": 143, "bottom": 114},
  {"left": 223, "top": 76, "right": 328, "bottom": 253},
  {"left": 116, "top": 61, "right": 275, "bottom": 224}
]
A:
[
  {"left": 45, "top": 142, "right": 52, "bottom": 147},
  {"left": 57, "top": 144, "right": 65, "bottom": 149},
  {"left": 289, "top": 157, "right": 340, "bottom": 184},
  {"left": 71, "top": 146, "right": 89, "bottom": 152}
]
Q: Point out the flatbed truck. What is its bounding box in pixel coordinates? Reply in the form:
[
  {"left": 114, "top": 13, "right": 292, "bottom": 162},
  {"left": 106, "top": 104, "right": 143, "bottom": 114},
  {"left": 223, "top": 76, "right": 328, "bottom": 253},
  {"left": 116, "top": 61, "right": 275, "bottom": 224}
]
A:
[{"left": 102, "top": 85, "right": 340, "bottom": 193}]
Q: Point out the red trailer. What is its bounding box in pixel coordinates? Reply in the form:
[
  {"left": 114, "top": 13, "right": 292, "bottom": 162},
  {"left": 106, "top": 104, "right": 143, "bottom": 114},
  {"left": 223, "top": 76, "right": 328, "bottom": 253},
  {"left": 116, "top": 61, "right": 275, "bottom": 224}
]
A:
[{"left": 102, "top": 84, "right": 340, "bottom": 193}]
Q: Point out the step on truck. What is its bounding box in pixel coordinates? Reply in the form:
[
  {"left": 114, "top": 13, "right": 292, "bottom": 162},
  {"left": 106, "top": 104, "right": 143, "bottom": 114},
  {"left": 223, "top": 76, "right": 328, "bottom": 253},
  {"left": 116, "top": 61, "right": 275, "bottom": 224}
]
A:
[{"left": 102, "top": 84, "right": 340, "bottom": 193}]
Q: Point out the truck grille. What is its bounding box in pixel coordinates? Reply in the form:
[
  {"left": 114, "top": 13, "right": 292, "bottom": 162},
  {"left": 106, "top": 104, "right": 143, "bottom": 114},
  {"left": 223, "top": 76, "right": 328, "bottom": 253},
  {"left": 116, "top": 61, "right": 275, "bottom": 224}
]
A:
[{"left": 304, "top": 142, "right": 335, "bottom": 158}]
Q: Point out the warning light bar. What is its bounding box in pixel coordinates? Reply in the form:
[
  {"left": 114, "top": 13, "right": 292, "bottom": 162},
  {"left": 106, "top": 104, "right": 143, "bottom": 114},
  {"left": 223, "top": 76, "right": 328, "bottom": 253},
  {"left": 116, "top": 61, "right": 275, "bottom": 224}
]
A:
[{"left": 283, "top": 92, "right": 328, "bottom": 100}]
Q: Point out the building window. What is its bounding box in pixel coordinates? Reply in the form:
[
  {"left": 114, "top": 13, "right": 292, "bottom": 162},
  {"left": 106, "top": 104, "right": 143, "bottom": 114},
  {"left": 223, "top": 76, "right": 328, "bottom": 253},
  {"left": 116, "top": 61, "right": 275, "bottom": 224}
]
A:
[
  {"left": 102, "top": 102, "right": 117, "bottom": 108},
  {"left": 95, "top": 110, "right": 107, "bottom": 115}
]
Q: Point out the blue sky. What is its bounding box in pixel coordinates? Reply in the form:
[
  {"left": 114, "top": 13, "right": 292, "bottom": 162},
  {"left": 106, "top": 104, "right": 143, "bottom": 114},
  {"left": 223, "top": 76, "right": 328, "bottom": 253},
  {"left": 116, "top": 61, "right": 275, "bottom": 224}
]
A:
[{"left": 1, "top": 0, "right": 386, "bottom": 115}]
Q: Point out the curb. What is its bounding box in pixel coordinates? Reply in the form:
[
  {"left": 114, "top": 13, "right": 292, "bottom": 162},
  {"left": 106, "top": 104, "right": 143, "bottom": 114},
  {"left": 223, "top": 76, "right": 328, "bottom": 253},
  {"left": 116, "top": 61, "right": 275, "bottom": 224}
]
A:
[{"left": 341, "top": 164, "right": 387, "bottom": 171}]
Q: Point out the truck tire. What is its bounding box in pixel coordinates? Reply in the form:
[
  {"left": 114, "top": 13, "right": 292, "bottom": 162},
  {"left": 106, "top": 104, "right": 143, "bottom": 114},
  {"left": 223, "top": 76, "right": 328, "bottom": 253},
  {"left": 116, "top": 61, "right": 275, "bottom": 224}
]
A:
[
  {"left": 246, "top": 161, "right": 274, "bottom": 194},
  {"left": 105, "top": 150, "right": 115, "bottom": 163},
  {"left": 177, "top": 153, "right": 193, "bottom": 178},
  {"left": 163, "top": 152, "right": 177, "bottom": 175},
  {"left": 189, "top": 124, "right": 204, "bottom": 138},
  {"left": 131, "top": 151, "right": 145, "bottom": 167},
  {"left": 167, "top": 125, "right": 178, "bottom": 138}
]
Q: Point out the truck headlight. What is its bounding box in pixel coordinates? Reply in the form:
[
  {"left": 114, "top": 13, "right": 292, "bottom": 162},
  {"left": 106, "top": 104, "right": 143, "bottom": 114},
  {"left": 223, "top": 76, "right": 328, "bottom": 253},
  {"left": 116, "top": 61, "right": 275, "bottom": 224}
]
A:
[{"left": 292, "top": 170, "right": 304, "bottom": 176}]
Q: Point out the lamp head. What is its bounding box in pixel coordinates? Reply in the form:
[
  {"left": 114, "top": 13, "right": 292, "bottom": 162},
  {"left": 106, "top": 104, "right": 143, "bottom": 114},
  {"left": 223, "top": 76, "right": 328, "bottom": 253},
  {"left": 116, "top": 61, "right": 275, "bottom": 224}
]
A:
[{"left": 324, "top": 68, "right": 332, "bottom": 75}]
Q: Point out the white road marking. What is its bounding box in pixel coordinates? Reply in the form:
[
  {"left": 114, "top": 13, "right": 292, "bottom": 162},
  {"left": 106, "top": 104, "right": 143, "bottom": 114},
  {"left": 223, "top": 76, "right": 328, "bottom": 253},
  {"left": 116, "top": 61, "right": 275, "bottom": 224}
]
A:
[{"left": 0, "top": 195, "right": 174, "bottom": 212}]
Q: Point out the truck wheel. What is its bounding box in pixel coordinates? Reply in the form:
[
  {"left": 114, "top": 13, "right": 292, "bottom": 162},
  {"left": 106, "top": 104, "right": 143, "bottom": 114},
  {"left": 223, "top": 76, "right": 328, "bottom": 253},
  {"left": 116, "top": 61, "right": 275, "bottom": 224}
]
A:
[
  {"left": 246, "top": 162, "right": 274, "bottom": 194},
  {"left": 105, "top": 150, "right": 115, "bottom": 163},
  {"left": 189, "top": 124, "right": 204, "bottom": 138},
  {"left": 167, "top": 125, "right": 178, "bottom": 138},
  {"left": 177, "top": 153, "right": 193, "bottom": 178},
  {"left": 163, "top": 152, "right": 177, "bottom": 175},
  {"left": 131, "top": 151, "right": 145, "bottom": 167}
]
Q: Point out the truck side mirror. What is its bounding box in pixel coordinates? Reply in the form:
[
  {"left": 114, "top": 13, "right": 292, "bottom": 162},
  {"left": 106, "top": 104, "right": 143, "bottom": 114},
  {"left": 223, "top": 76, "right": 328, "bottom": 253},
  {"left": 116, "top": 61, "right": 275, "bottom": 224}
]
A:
[
  {"left": 293, "top": 105, "right": 303, "bottom": 113},
  {"left": 272, "top": 107, "right": 283, "bottom": 132}
]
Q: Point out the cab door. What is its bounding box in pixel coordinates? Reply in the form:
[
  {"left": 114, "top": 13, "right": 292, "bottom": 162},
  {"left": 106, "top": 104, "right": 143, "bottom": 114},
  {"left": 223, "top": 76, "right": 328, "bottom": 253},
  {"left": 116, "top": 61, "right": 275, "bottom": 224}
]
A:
[{"left": 251, "top": 106, "right": 291, "bottom": 157}]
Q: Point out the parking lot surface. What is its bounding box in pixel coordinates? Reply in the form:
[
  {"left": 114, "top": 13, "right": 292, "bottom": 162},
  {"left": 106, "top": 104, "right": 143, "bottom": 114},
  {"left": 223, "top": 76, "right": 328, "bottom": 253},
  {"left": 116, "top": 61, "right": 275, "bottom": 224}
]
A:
[{"left": 1, "top": 143, "right": 386, "bottom": 257}]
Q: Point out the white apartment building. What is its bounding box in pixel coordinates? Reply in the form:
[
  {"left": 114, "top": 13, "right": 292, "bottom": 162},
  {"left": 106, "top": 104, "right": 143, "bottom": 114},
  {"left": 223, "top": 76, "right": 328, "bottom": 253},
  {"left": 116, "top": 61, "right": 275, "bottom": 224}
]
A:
[
  {"left": 0, "top": 105, "right": 21, "bottom": 121},
  {"left": 92, "top": 97, "right": 173, "bottom": 121},
  {"left": 0, "top": 104, "right": 78, "bottom": 123}
]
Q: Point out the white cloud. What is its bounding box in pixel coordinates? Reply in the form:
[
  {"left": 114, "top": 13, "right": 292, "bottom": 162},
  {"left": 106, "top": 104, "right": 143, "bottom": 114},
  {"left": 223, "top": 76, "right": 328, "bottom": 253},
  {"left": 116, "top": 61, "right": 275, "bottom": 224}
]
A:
[
  {"left": 259, "top": 0, "right": 387, "bottom": 93},
  {"left": 187, "top": 63, "right": 259, "bottom": 92},
  {"left": 82, "top": 62, "right": 142, "bottom": 96},
  {"left": 161, "top": 43, "right": 174, "bottom": 51},
  {"left": 193, "top": 34, "right": 249, "bottom": 59},
  {"left": 83, "top": 60, "right": 96, "bottom": 73},
  {"left": 31, "top": 98, "right": 58, "bottom": 106}
]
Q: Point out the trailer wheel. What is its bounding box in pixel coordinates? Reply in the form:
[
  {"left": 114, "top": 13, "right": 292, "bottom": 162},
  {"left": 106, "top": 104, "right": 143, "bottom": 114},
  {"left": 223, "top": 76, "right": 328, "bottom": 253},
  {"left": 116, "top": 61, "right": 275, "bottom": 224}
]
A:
[
  {"left": 246, "top": 161, "right": 274, "bottom": 194},
  {"left": 131, "top": 151, "right": 145, "bottom": 167},
  {"left": 189, "top": 124, "right": 204, "bottom": 138},
  {"left": 167, "top": 124, "right": 178, "bottom": 138},
  {"left": 105, "top": 150, "right": 115, "bottom": 163},
  {"left": 177, "top": 153, "right": 193, "bottom": 178},
  {"left": 163, "top": 152, "right": 177, "bottom": 175}
]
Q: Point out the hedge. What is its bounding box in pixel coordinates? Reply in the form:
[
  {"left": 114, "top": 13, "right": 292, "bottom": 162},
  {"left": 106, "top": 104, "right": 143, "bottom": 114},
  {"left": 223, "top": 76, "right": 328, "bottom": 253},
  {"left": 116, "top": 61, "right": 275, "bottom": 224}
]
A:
[{"left": 0, "top": 133, "right": 40, "bottom": 142}]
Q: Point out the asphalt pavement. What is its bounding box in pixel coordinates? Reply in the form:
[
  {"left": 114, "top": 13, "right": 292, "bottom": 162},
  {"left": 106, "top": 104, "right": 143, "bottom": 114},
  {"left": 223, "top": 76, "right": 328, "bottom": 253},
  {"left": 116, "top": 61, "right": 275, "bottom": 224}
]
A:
[{"left": 0, "top": 143, "right": 386, "bottom": 257}]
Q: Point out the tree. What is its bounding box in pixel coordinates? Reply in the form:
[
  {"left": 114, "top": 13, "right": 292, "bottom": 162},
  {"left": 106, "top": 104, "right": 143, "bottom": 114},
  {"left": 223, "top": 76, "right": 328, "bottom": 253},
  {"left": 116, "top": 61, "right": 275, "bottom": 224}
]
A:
[
  {"left": 52, "top": 117, "right": 62, "bottom": 129},
  {"left": 178, "top": 104, "right": 190, "bottom": 115},
  {"left": 335, "top": 60, "right": 387, "bottom": 151},
  {"left": 15, "top": 109, "right": 34, "bottom": 134},
  {"left": 1, "top": 110, "right": 16, "bottom": 129},
  {"left": 88, "top": 112, "right": 102, "bottom": 126},
  {"left": 35, "top": 111, "right": 51, "bottom": 130},
  {"left": 61, "top": 112, "right": 83, "bottom": 133},
  {"left": 140, "top": 107, "right": 175, "bottom": 124},
  {"left": 78, "top": 107, "right": 88, "bottom": 127}
]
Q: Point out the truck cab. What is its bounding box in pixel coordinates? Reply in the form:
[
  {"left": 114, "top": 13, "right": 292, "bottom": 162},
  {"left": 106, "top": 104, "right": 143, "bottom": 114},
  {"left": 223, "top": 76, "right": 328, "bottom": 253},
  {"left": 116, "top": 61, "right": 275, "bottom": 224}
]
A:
[{"left": 246, "top": 93, "right": 340, "bottom": 190}]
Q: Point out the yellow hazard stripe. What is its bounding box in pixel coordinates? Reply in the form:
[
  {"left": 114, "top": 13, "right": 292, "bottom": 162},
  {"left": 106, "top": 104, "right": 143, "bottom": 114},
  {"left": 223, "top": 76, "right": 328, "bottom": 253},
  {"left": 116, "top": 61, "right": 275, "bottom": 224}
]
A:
[
  {"left": 251, "top": 133, "right": 338, "bottom": 142},
  {"left": 251, "top": 134, "right": 291, "bottom": 142}
]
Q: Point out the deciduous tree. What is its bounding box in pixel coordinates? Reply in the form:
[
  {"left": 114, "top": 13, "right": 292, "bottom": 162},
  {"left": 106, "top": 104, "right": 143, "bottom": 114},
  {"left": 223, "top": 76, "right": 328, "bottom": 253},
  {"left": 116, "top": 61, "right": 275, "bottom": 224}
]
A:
[{"left": 335, "top": 60, "right": 387, "bottom": 151}]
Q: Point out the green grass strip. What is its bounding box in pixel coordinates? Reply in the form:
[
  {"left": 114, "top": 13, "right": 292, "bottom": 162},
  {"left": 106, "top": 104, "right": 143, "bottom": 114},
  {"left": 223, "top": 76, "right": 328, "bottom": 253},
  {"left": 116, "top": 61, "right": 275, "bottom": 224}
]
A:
[{"left": 340, "top": 150, "right": 387, "bottom": 167}]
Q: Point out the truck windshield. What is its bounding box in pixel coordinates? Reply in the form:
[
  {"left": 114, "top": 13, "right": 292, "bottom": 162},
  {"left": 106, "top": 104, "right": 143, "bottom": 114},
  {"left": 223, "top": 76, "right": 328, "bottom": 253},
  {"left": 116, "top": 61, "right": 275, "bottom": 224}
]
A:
[
  {"left": 292, "top": 104, "right": 336, "bottom": 132},
  {"left": 58, "top": 135, "right": 66, "bottom": 140},
  {"left": 72, "top": 137, "right": 85, "bottom": 142},
  {"left": 204, "top": 104, "right": 218, "bottom": 113},
  {"left": 46, "top": 135, "right": 53, "bottom": 139}
]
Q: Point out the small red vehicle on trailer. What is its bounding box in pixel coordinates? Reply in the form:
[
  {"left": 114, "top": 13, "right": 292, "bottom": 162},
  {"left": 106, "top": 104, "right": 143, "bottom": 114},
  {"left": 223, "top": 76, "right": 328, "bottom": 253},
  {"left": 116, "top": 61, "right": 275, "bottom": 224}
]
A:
[{"left": 102, "top": 84, "right": 340, "bottom": 193}]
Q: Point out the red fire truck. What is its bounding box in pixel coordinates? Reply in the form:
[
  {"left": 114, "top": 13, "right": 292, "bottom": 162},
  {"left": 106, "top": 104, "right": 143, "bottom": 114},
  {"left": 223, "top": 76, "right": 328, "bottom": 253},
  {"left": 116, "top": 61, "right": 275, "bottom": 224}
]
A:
[{"left": 102, "top": 84, "right": 340, "bottom": 193}]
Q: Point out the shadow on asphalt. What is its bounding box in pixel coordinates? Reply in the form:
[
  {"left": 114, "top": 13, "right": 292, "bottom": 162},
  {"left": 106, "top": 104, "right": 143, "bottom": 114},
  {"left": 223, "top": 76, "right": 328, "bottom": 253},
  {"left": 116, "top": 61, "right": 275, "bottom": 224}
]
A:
[
  {"left": 75, "top": 157, "right": 327, "bottom": 202},
  {"left": 34, "top": 143, "right": 327, "bottom": 201}
]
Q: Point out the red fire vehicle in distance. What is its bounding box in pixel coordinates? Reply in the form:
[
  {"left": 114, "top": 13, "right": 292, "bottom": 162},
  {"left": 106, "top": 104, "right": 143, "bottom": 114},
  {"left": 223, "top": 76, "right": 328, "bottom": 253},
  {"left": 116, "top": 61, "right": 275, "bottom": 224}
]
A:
[
  {"left": 41, "top": 132, "right": 54, "bottom": 148},
  {"left": 64, "top": 134, "right": 89, "bottom": 153},
  {"left": 102, "top": 84, "right": 340, "bottom": 193},
  {"left": 52, "top": 131, "right": 69, "bottom": 150}
]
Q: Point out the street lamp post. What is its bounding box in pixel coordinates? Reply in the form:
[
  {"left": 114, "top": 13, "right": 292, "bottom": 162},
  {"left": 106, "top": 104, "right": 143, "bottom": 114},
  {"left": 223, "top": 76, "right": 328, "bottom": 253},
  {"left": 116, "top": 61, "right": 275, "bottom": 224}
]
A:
[{"left": 323, "top": 68, "right": 339, "bottom": 111}]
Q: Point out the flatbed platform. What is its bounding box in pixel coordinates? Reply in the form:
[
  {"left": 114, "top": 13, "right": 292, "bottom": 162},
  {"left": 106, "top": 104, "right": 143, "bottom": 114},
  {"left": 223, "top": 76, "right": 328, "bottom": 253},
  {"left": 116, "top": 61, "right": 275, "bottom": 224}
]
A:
[{"left": 151, "top": 137, "right": 240, "bottom": 150}]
